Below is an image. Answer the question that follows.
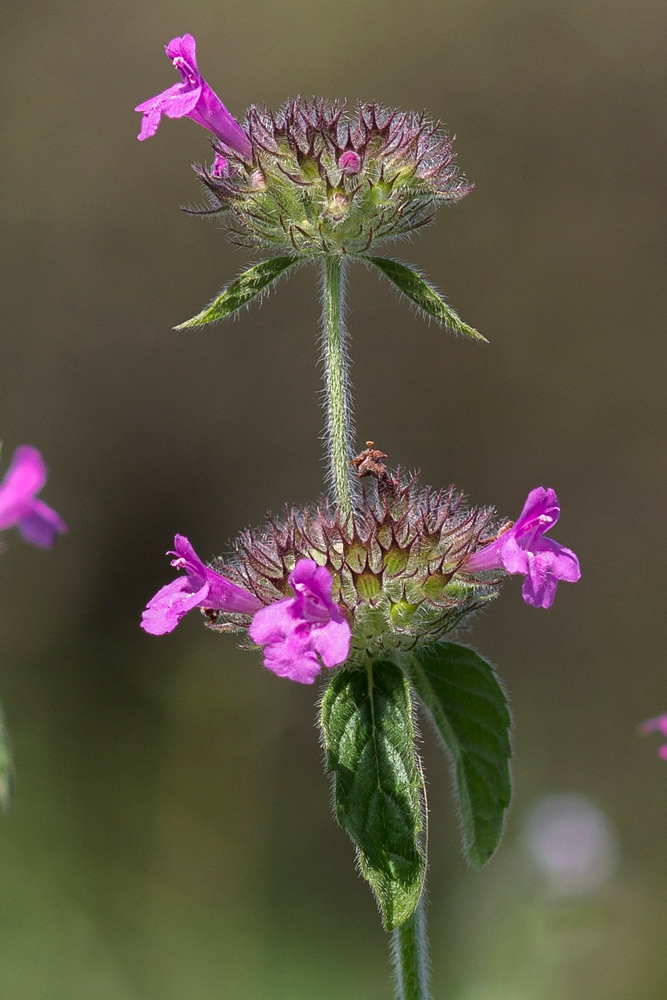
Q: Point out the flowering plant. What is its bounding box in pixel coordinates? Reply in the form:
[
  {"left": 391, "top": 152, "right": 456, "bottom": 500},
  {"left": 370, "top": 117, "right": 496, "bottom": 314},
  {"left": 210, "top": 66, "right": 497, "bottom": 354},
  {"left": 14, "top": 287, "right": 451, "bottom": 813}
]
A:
[{"left": 136, "top": 36, "right": 580, "bottom": 998}]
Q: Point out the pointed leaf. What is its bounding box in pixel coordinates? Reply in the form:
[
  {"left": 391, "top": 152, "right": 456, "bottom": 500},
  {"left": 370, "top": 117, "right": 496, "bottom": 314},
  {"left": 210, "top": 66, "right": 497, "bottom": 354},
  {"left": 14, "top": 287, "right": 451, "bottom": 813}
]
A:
[
  {"left": 174, "top": 255, "right": 300, "bottom": 329},
  {"left": 401, "top": 642, "right": 511, "bottom": 867},
  {"left": 364, "top": 256, "right": 487, "bottom": 341},
  {"left": 320, "top": 660, "right": 425, "bottom": 930}
]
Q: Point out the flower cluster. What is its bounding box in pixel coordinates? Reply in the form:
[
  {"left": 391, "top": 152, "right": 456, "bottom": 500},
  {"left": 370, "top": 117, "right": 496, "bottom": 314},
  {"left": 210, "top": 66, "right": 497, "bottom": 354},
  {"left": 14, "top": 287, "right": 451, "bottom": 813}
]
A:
[
  {"left": 142, "top": 475, "right": 580, "bottom": 683},
  {"left": 136, "top": 35, "right": 470, "bottom": 256},
  {"left": 0, "top": 446, "right": 67, "bottom": 550}
]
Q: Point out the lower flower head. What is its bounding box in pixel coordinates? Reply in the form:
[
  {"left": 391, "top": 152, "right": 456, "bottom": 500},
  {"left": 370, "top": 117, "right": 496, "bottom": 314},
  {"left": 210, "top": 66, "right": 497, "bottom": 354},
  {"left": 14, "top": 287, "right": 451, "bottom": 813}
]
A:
[
  {"left": 0, "top": 445, "right": 67, "bottom": 549},
  {"left": 463, "top": 487, "right": 580, "bottom": 608},
  {"left": 206, "top": 473, "right": 501, "bottom": 665}
]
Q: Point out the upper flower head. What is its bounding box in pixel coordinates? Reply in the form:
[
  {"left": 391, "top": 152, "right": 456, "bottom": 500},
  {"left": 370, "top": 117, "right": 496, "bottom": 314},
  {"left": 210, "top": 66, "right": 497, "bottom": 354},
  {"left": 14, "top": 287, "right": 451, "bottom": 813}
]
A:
[
  {"left": 641, "top": 715, "right": 667, "bottom": 760},
  {"left": 188, "top": 97, "right": 471, "bottom": 257},
  {"left": 0, "top": 445, "right": 67, "bottom": 549},
  {"left": 463, "top": 487, "right": 580, "bottom": 608},
  {"left": 141, "top": 534, "right": 262, "bottom": 635},
  {"left": 248, "top": 559, "right": 351, "bottom": 685},
  {"left": 135, "top": 34, "right": 251, "bottom": 159}
]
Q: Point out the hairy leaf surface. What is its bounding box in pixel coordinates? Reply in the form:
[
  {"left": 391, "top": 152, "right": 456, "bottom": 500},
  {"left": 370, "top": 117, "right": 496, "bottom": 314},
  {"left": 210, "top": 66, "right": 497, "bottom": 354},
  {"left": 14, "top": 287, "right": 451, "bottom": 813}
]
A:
[
  {"left": 401, "top": 642, "right": 511, "bottom": 866},
  {"left": 365, "top": 256, "right": 487, "bottom": 341},
  {"left": 320, "top": 660, "right": 425, "bottom": 929},
  {"left": 174, "top": 256, "right": 299, "bottom": 329}
]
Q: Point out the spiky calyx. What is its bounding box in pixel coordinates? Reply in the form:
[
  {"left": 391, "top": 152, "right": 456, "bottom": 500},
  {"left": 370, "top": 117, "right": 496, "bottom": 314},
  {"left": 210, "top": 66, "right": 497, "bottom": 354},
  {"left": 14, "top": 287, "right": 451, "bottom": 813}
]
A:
[
  {"left": 192, "top": 99, "right": 472, "bottom": 256},
  {"left": 207, "top": 474, "right": 502, "bottom": 662}
]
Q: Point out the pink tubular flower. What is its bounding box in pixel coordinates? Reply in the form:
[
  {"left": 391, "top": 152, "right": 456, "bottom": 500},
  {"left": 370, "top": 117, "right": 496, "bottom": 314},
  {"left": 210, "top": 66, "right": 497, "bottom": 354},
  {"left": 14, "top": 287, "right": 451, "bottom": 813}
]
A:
[
  {"left": 142, "top": 534, "right": 262, "bottom": 635},
  {"left": 135, "top": 34, "right": 252, "bottom": 159},
  {"left": 0, "top": 445, "right": 67, "bottom": 549},
  {"left": 641, "top": 715, "right": 667, "bottom": 760},
  {"left": 464, "top": 487, "right": 580, "bottom": 609},
  {"left": 249, "top": 559, "right": 351, "bottom": 685}
]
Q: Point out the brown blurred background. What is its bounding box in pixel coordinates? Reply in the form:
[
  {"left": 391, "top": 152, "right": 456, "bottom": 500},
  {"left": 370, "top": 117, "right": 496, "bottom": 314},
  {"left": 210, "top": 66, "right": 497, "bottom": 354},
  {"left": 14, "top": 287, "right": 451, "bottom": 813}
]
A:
[{"left": 1, "top": 0, "right": 666, "bottom": 996}]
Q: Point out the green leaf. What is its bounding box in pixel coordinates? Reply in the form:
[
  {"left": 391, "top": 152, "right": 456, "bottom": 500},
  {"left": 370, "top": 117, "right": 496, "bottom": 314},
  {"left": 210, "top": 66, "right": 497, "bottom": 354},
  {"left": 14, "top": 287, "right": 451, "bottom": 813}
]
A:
[
  {"left": 174, "top": 255, "right": 300, "bottom": 329},
  {"left": 0, "top": 702, "right": 14, "bottom": 811},
  {"left": 364, "top": 256, "right": 487, "bottom": 342},
  {"left": 401, "top": 642, "right": 511, "bottom": 867},
  {"left": 320, "top": 660, "right": 425, "bottom": 930}
]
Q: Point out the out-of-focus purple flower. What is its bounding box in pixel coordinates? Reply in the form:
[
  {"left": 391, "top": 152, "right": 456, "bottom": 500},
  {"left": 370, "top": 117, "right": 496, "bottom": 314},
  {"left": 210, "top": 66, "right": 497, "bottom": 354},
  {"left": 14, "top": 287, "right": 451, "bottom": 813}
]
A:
[
  {"left": 249, "top": 559, "right": 350, "bottom": 684},
  {"left": 135, "top": 34, "right": 252, "bottom": 159},
  {"left": 142, "top": 534, "right": 262, "bottom": 635},
  {"left": 464, "top": 487, "right": 580, "bottom": 609},
  {"left": 641, "top": 715, "right": 667, "bottom": 760},
  {"left": 0, "top": 445, "right": 67, "bottom": 549}
]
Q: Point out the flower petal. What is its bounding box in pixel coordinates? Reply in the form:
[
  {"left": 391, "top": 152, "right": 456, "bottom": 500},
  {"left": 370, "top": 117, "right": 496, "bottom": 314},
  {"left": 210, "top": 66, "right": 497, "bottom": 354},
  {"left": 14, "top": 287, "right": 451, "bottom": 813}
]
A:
[
  {"left": 248, "top": 599, "right": 296, "bottom": 646},
  {"left": 514, "top": 486, "right": 560, "bottom": 533},
  {"left": 462, "top": 536, "right": 503, "bottom": 573},
  {"left": 141, "top": 576, "right": 209, "bottom": 635},
  {"left": 310, "top": 617, "right": 351, "bottom": 667},
  {"left": 171, "top": 534, "right": 207, "bottom": 581},
  {"left": 136, "top": 106, "right": 162, "bottom": 141},
  {"left": 262, "top": 633, "right": 322, "bottom": 684},
  {"left": 0, "top": 446, "right": 47, "bottom": 529},
  {"left": 521, "top": 554, "right": 559, "bottom": 608},
  {"left": 641, "top": 714, "right": 667, "bottom": 736},
  {"left": 532, "top": 536, "right": 581, "bottom": 583},
  {"left": 18, "top": 498, "right": 67, "bottom": 548},
  {"left": 499, "top": 533, "right": 530, "bottom": 575},
  {"left": 165, "top": 34, "right": 199, "bottom": 71},
  {"left": 204, "top": 567, "right": 262, "bottom": 613},
  {"left": 170, "top": 534, "right": 261, "bottom": 613}
]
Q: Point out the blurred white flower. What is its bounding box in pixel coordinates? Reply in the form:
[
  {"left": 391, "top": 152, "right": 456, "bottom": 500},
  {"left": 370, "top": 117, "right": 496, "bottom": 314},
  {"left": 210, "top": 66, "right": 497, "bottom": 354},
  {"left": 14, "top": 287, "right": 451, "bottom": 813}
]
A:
[{"left": 521, "top": 793, "right": 619, "bottom": 894}]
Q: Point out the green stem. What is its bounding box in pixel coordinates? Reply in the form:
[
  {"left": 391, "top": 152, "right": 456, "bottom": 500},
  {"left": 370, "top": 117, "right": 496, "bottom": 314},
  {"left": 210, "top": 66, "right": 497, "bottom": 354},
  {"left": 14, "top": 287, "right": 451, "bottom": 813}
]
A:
[
  {"left": 391, "top": 894, "right": 431, "bottom": 1000},
  {"left": 320, "top": 255, "right": 354, "bottom": 515}
]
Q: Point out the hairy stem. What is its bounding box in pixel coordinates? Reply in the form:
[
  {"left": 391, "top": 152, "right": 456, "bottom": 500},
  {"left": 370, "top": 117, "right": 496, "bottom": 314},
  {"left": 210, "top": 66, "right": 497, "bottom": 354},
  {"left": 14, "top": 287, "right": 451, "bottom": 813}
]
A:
[
  {"left": 391, "top": 894, "right": 431, "bottom": 1000},
  {"left": 320, "top": 255, "right": 354, "bottom": 515}
]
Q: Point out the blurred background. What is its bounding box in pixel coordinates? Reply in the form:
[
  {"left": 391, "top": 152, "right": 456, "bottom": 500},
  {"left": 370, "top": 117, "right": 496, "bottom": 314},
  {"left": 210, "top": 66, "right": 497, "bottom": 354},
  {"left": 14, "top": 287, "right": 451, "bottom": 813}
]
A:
[{"left": 1, "top": 0, "right": 666, "bottom": 995}]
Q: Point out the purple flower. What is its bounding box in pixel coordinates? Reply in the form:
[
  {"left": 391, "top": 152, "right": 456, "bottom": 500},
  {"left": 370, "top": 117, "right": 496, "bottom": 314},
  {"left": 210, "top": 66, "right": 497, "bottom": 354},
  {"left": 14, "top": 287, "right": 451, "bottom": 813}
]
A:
[
  {"left": 0, "top": 445, "right": 67, "bottom": 549},
  {"left": 464, "top": 487, "right": 580, "bottom": 609},
  {"left": 142, "top": 534, "right": 262, "bottom": 635},
  {"left": 249, "top": 559, "right": 351, "bottom": 685},
  {"left": 641, "top": 715, "right": 667, "bottom": 761},
  {"left": 135, "top": 34, "right": 252, "bottom": 159}
]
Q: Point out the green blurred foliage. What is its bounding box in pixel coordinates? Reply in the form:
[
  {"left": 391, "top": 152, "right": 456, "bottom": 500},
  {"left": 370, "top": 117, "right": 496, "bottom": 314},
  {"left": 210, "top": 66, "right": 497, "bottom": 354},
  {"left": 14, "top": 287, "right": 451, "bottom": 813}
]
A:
[{"left": 0, "top": 0, "right": 666, "bottom": 995}]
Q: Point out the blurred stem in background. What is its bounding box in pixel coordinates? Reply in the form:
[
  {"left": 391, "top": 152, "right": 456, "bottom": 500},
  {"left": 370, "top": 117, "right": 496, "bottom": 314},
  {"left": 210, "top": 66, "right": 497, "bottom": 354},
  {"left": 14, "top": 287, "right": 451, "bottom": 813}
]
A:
[
  {"left": 320, "top": 256, "right": 354, "bottom": 515},
  {"left": 392, "top": 895, "right": 431, "bottom": 1000}
]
